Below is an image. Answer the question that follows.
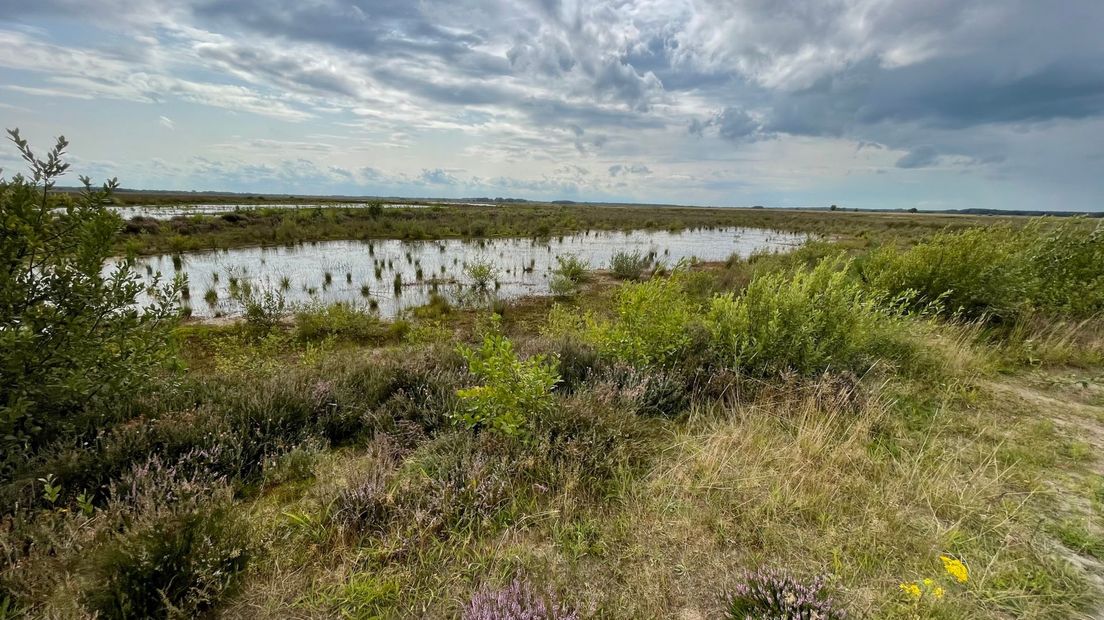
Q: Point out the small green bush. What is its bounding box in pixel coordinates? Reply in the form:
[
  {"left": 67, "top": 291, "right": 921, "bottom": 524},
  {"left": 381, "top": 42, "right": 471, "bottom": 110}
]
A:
[
  {"left": 609, "top": 250, "right": 652, "bottom": 280},
  {"left": 863, "top": 219, "right": 1104, "bottom": 321},
  {"left": 465, "top": 259, "right": 498, "bottom": 290},
  {"left": 455, "top": 332, "right": 559, "bottom": 438},
  {"left": 549, "top": 273, "right": 578, "bottom": 299},
  {"left": 706, "top": 256, "right": 908, "bottom": 376},
  {"left": 295, "top": 302, "right": 388, "bottom": 342},
  {"left": 586, "top": 274, "right": 699, "bottom": 368},
  {"left": 554, "top": 254, "right": 590, "bottom": 282},
  {"left": 236, "top": 285, "right": 285, "bottom": 334}
]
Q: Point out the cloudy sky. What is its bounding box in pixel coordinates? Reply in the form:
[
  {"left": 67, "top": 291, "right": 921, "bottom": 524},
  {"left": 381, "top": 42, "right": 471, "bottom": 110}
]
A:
[{"left": 1, "top": 0, "right": 1102, "bottom": 210}]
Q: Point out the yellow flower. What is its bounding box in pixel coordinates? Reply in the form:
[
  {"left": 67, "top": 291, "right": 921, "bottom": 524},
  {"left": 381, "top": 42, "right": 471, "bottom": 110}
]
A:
[
  {"left": 932, "top": 586, "right": 945, "bottom": 600},
  {"left": 940, "top": 555, "right": 969, "bottom": 583},
  {"left": 899, "top": 582, "right": 922, "bottom": 601}
]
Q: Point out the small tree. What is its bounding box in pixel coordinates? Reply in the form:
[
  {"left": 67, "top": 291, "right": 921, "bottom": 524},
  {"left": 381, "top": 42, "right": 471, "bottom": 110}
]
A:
[
  {"left": 0, "top": 130, "right": 180, "bottom": 470},
  {"left": 455, "top": 331, "right": 559, "bottom": 438}
]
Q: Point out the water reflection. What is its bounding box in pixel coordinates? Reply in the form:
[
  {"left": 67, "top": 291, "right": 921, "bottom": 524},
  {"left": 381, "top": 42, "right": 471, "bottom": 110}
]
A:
[{"left": 112, "top": 227, "right": 805, "bottom": 319}]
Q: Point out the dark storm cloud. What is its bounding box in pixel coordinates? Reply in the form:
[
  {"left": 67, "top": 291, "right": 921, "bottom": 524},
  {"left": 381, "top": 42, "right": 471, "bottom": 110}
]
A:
[
  {"left": 3, "top": 0, "right": 1103, "bottom": 208},
  {"left": 60, "top": 0, "right": 1099, "bottom": 157}
]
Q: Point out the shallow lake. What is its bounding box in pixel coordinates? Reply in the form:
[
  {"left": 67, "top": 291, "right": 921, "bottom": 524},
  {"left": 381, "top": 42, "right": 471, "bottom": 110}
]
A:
[{"left": 117, "top": 227, "right": 805, "bottom": 319}]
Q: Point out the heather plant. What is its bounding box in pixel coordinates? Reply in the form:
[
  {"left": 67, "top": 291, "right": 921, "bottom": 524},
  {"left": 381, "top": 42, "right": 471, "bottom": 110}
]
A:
[
  {"left": 0, "top": 131, "right": 181, "bottom": 470},
  {"left": 76, "top": 453, "right": 250, "bottom": 619},
  {"left": 393, "top": 432, "right": 517, "bottom": 536},
  {"left": 609, "top": 250, "right": 652, "bottom": 280},
  {"left": 462, "top": 578, "right": 580, "bottom": 620},
  {"left": 324, "top": 439, "right": 401, "bottom": 538},
  {"left": 82, "top": 505, "right": 250, "bottom": 619},
  {"left": 455, "top": 331, "right": 559, "bottom": 438},
  {"left": 706, "top": 256, "right": 909, "bottom": 376},
  {"left": 724, "top": 568, "right": 845, "bottom": 620}
]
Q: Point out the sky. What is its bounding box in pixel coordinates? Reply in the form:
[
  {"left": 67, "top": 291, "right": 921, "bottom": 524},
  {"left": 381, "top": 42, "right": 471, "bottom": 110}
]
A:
[{"left": 0, "top": 0, "right": 1102, "bottom": 210}]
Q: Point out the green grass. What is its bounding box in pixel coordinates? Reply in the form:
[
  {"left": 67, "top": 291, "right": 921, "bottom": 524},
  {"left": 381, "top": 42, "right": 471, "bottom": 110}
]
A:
[{"left": 116, "top": 202, "right": 1016, "bottom": 255}]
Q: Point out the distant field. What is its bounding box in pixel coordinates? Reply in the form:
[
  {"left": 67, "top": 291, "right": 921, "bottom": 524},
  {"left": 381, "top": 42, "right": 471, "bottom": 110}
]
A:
[{"left": 111, "top": 200, "right": 1022, "bottom": 255}]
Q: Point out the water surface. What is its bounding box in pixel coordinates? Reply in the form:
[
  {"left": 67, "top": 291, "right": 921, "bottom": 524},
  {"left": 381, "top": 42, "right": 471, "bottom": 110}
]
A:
[{"left": 118, "top": 227, "right": 804, "bottom": 319}]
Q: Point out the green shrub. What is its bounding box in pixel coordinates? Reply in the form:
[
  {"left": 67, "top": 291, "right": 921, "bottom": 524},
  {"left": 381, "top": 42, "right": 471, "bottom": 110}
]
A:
[
  {"left": 236, "top": 285, "right": 285, "bottom": 334},
  {"left": 552, "top": 338, "right": 601, "bottom": 393},
  {"left": 455, "top": 332, "right": 559, "bottom": 438},
  {"left": 609, "top": 250, "right": 652, "bottom": 280},
  {"left": 547, "top": 274, "right": 575, "bottom": 299},
  {"left": 83, "top": 506, "right": 250, "bottom": 619},
  {"left": 550, "top": 254, "right": 591, "bottom": 298},
  {"left": 586, "top": 274, "right": 699, "bottom": 368},
  {"left": 1029, "top": 219, "right": 1104, "bottom": 315},
  {"left": 862, "top": 226, "right": 1031, "bottom": 321},
  {"left": 0, "top": 131, "right": 180, "bottom": 470},
  {"left": 862, "top": 219, "right": 1104, "bottom": 321},
  {"left": 706, "top": 256, "right": 908, "bottom": 376},
  {"left": 465, "top": 259, "right": 498, "bottom": 290},
  {"left": 295, "top": 302, "right": 389, "bottom": 342},
  {"left": 554, "top": 254, "right": 590, "bottom": 282}
]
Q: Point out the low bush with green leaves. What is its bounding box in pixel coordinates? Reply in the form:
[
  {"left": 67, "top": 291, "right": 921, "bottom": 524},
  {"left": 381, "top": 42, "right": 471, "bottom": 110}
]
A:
[
  {"left": 706, "top": 256, "right": 910, "bottom": 376},
  {"left": 554, "top": 254, "right": 590, "bottom": 283},
  {"left": 0, "top": 130, "right": 180, "bottom": 473},
  {"left": 862, "top": 219, "right": 1104, "bottom": 321},
  {"left": 236, "top": 284, "right": 286, "bottom": 334},
  {"left": 455, "top": 331, "right": 560, "bottom": 437},
  {"left": 585, "top": 273, "right": 699, "bottom": 368},
  {"left": 295, "top": 302, "right": 395, "bottom": 342},
  {"left": 465, "top": 259, "right": 498, "bottom": 290},
  {"left": 609, "top": 250, "right": 653, "bottom": 280},
  {"left": 549, "top": 254, "right": 591, "bottom": 298}
]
